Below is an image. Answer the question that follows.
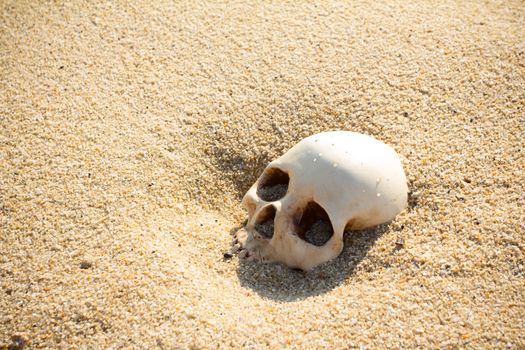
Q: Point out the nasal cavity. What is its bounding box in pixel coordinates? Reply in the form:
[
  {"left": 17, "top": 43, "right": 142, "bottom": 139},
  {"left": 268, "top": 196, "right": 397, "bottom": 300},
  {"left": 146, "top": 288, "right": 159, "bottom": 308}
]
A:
[
  {"left": 294, "top": 201, "right": 334, "bottom": 246},
  {"left": 256, "top": 167, "right": 289, "bottom": 201},
  {"left": 254, "top": 205, "right": 276, "bottom": 239}
]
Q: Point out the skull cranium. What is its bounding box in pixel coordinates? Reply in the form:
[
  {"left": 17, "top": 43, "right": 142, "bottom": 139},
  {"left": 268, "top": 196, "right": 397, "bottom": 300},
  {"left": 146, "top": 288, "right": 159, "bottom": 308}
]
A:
[{"left": 235, "top": 131, "right": 408, "bottom": 271}]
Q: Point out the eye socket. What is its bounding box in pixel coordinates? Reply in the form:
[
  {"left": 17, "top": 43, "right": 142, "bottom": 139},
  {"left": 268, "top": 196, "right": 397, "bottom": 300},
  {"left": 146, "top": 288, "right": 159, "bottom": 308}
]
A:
[
  {"left": 254, "top": 205, "right": 276, "bottom": 239},
  {"left": 294, "top": 201, "right": 334, "bottom": 246},
  {"left": 256, "top": 167, "right": 289, "bottom": 201}
]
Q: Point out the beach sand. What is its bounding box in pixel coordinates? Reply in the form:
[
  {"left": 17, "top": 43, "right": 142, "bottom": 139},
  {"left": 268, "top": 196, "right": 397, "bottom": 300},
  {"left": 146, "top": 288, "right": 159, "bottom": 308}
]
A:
[{"left": 1, "top": 1, "right": 524, "bottom": 348}]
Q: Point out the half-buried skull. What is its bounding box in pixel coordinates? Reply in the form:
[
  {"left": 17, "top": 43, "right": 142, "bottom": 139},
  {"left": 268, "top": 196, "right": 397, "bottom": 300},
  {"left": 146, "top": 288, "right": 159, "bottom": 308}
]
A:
[{"left": 235, "top": 131, "right": 408, "bottom": 270}]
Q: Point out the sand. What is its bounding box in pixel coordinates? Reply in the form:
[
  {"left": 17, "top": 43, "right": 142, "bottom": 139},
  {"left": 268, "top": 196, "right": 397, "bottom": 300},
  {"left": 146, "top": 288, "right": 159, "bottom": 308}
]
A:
[{"left": 1, "top": 0, "right": 524, "bottom": 348}]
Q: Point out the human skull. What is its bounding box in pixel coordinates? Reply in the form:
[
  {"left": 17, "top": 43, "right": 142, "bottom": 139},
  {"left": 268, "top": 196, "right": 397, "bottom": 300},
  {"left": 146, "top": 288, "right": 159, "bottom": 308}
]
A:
[{"left": 235, "top": 131, "right": 408, "bottom": 271}]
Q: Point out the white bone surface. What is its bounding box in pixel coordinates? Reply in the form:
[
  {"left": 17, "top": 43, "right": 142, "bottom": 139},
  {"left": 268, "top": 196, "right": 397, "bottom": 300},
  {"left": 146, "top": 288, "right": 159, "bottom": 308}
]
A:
[{"left": 236, "top": 131, "right": 408, "bottom": 270}]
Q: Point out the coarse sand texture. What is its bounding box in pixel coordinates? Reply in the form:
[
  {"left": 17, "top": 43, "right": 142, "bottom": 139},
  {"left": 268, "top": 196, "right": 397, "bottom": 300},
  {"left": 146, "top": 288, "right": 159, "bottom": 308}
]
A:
[{"left": 1, "top": 1, "right": 524, "bottom": 349}]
